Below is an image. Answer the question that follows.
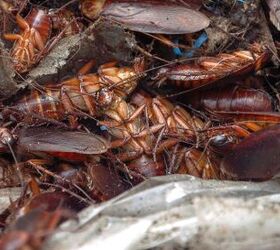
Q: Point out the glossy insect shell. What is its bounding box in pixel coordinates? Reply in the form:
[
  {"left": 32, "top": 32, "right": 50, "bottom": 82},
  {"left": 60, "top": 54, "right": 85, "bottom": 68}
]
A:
[
  {"left": 25, "top": 8, "right": 52, "bottom": 45},
  {"left": 221, "top": 124, "right": 280, "bottom": 180},
  {"left": 80, "top": 0, "right": 210, "bottom": 34},
  {"left": 187, "top": 87, "right": 273, "bottom": 113}
]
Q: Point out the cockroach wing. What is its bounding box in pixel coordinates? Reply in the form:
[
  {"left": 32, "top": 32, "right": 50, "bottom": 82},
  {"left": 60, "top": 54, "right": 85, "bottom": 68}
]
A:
[
  {"left": 102, "top": 1, "right": 210, "bottom": 34},
  {"left": 221, "top": 124, "right": 280, "bottom": 181},
  {"left": 18, "top": 129, "right": 109, "bottom": 154}
]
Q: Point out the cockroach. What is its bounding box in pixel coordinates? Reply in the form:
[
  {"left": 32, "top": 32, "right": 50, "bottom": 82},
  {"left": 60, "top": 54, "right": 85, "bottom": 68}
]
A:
[
  {"left": 19, "top": 191, "right": 86, "bottom": 214},
  {"left": 5, "top": 59, "right": 144, "bottom": 127},
  {"left": 97, "top": 91, "right": 171, "bottom": 177},
  {"left": 0, "top": 127, "right": 109, "bottom": 161},
  {"left": 186, "top": 86, "right": 273, "bottom": 113},
  {"left": 80, "top": 0, "right": 210, "bottom": 34},
  {"left": 130, "top": 90, "right": 252, "bottom": 145},
  {"left": 86, "top": 161, "right": 130, "bottom": 201},
  {"left": 153, "top": 44, "right": 270, "bottom": 92},
  {"left": 100, "top": 95, "right": 155, "bottom": 160},
  {"left": 3, "top": 8, "right": 52, "bottom": 73},
  {"left": 221, "top": 124, "right": 280, "bottom": 180},
  {"left": 0, "top": 192, "right": 80, "bottom": 250},
  {"left": 127, "top": 155, "right": 165, "bottom": 177}
]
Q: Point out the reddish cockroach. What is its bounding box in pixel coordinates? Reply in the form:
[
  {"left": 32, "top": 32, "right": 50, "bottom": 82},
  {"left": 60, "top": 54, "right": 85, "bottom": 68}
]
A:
[
  {"left": 0, "top": 192, "right": 80, "bottom": 250},
  {"left": 5, "top": 59, "right": 144, "bottom": 127},
  {"left": 3, "top": 8, "right": 52, "bottom": 73},
  {"left": 86, "top": 161, "right": 130, "bottom": 201},
  {"left": 221, "top": 124, "right": 280, "bottom": 180},
  {"left": 0, "top": 127, "right": 109, "bottom": 159},
  {"left": 80, "top": 0, "right": 209, "bottom": 34},
  {"left": 153, "top": 44, "right": 270, "bottom": 92},
  {"left": 186, "top": 86, "right": 273, "bottom": 113},
  {"left": 3, "top": 7, "right": 82, "bottom": 73}
]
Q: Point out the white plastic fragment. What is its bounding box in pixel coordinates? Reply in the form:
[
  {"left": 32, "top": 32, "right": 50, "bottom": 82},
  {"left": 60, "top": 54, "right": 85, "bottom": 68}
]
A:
[{"left": 43, "top": 175, "right": 280, "bottom": 250}]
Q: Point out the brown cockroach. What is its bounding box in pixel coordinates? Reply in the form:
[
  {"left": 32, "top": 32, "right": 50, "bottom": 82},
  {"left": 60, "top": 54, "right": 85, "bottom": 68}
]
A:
[
  {"left": 0, "top": 192, "right": 80, "bottom": 250},
  {"left": 153, "top": 44, "right": 270, "bottom": 92},
  {"left": 186, "top": 86, "right": 273, "bottom": 113},
  {"left": 5, "top": 59, "right": 144, "bottom": 127},
  {"left": 86, "top": 161, "right": 130, "bottom": 201},
  {"left": 3, "top": 8, "right": 52, "bottom": 73},
  {"left": 80, "top": 0, "right": 209, "bottom": 34},
  {"left": 98, "top": 91, "right": 168, "bottom": 177},
  {"left": 221, "top": 124, "right": 280, "bottom": 180},
  {"left": 0, "top": 127, "right": 109, "bottom": 161}
]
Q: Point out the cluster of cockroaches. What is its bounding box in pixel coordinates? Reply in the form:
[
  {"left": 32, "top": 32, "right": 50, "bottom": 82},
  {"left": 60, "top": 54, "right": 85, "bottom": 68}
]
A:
[{"left": 0, "top": 0, "right": 279, "bottom": 248}]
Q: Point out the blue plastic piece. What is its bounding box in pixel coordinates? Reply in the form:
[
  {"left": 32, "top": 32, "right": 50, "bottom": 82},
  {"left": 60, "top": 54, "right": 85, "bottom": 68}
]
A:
[
  {"left": 100, "top": 125, "right": 108, "bottom": 131},
  {"left": 172, "top": 32, "right": 208, "bottom": 58}
]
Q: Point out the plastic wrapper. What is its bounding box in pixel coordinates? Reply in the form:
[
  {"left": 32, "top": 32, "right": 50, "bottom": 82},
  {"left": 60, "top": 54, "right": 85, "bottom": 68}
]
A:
[{"left": 43, "top": 175, "right": 280, "bottom": 250}]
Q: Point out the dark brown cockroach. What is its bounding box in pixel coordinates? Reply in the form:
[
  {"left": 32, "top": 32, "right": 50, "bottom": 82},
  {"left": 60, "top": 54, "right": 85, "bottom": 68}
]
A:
[
  {"left": 221, "top": 124, "right": 280, "bottom": 180},
  {"left": 127, "top": 155, "right": 166, "bottom": 177},
  {"left": 3, "top": 8, "right": 52, "bottom": 73},
  {"left": 0, "top": 192, "right": 80, "bottom": 250},
  {"left": 153, "top": 44, "right": 270, "bottom": 92},
  {"left": 19, "top": 191, "right": 86, "bottom": 214},
  {"left": 80, "top": 0, "right": 209, "bottom": 34},
  {"left": 86, "top": 161, "right": 130, "bottom": 201},
  {"left": 6, "top": 59, "right": 143, "bottom": 127},
  {"left": 0, "top": 127, "right": 109, "bottom": 161},
  {"left": 186, "top": 86, "right": 273, "bottom": 113}
]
